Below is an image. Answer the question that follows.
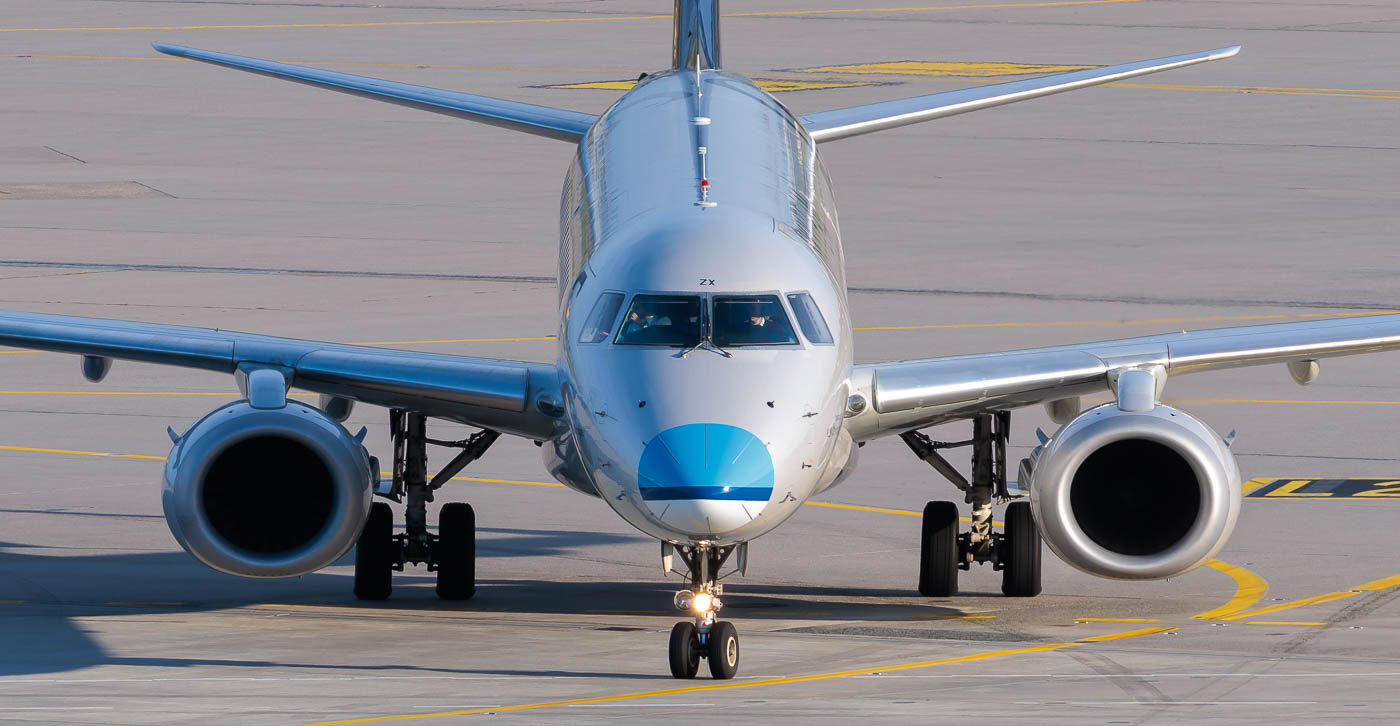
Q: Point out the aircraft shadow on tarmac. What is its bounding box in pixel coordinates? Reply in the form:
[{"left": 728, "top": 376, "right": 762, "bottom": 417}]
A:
[{"left": 0, "top": 531, "right": 996, "bottom": 677}]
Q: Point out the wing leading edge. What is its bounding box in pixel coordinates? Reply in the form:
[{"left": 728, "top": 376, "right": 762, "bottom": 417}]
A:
[
  {"left": 152, "top": 43, "right": 596, "bottom": 143},
  {"left": 848, "top": 313, "right": 1400, "bottom": 440},
  {"left": 801, "top": 46, "right": 1240, "bottom": 143},
  {"left": 0, "top": 310, "right": 559, "bottom": 439}
]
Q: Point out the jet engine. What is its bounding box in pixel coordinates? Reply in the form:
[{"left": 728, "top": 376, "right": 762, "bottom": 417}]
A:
[
  {"left": 1021, "top": 402, "right": 1241, "bottom": 580},
  {"left": 162, "top": 399, "right": 376, "bottom": 578}
]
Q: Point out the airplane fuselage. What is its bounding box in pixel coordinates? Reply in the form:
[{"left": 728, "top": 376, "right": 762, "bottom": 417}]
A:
[{"left": 544, "top": 69, "right": 858, "bottom": 545}]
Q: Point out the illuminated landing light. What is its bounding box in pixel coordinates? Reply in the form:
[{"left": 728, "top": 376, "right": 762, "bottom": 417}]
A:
[{"left": 673, "top": 589, "right": 720, "bottom": 616}]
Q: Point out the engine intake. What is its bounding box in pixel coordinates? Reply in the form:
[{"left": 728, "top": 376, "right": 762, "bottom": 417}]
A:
[
  {"left": 162, "top": 400, "right": 375, "bottom": 578},
  {"left": 1024, "top": 403, "right": 1241, "bottom": 580}
]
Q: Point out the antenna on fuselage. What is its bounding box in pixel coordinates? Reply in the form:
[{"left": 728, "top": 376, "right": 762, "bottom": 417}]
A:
[{"left": 675, "top": 0, "right": 719, "bottom": 208}]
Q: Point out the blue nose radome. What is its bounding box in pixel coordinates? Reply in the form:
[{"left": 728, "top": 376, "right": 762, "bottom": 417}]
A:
[{"left": 637, "top": 423, "right": 774, "bottom": 536}]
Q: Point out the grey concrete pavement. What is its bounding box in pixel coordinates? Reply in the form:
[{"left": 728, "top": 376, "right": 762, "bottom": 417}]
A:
[{"left": 2, "top": 1, "right": 1399, "bottom": 723}]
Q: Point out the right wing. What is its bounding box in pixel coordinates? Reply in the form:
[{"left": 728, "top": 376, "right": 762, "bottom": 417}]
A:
[
  {"left": 847, "top": 313, "right": 1400, "bottom": 440},
  {"left": 0, "top": 311, "right": 560, "bottom": 440},
  {"left": 800, "top": 46, "right": 1240, "bottom": 143},
  {"left": 153, "top": 43, "right": 597, "bottom": 143}
]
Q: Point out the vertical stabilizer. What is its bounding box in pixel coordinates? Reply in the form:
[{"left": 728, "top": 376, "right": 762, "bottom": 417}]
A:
[{"left": 673, "top": 0, "right": 721, "bottom": 70}]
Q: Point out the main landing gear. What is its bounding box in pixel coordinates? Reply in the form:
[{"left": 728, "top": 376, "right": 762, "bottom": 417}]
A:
[
  {"left": 901, "top": 411, "right": 1042, "bottom": 598},
  {"left": 354, "top": 409, "right": 499, "bottom": 601},
  {"left": 666, "top": 543, "right": 744, "bottom": 680}
]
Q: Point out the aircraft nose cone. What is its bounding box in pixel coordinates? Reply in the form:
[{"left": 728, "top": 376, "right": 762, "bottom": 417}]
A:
[{"left": 637, "top": 423, "right": 773, "bottom": 537}]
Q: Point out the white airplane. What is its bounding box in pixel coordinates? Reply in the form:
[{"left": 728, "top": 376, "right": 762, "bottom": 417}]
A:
[{"left": 6, "top": 0, "right": 1398, "bottom": 681}]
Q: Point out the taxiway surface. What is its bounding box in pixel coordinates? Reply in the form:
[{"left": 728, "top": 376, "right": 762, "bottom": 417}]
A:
[{"left": 2, "top": 1, "right": 1399, "bottom": 723}]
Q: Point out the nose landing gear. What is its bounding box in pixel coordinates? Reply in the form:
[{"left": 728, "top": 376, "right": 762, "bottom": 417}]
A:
[{"left": 665, "top": 543, "right": 743, "bottom": 679}]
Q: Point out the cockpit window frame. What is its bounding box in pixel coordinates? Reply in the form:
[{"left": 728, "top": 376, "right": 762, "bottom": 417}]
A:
[
  {"left": 577, "top": 290, "right": 626, "bottom": 344},
  {"left": 710, "top": 293, "right": 802, "bottom": 348},
  {"left": 603, "top": 290, "right": 809, "bottom": 352},
  {"left": 611, "top": 293, "right": 706, "bottom": 348},
  {"left": 785, "top": 290, "right": 835, "bottom": 346}
]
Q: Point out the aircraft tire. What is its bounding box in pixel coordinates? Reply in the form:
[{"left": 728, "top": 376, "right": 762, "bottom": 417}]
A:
[
  {"left": 353, "top": 502, "right": 394, "bottom": 601},
  {"left": 668, "top": 621, "right": 701, "bottom": 679},
  {"left": 435, "top": 502, "right": 476, "bottom": 600},
  {"left": 1000, "top": 500, "right": 1042, "bottom": 597},
  {"left": 706, "top": 621, "right": 740, "bottom": 680},
  {"left": 919, "top": 500, "right": 959, "bottom": 597}
]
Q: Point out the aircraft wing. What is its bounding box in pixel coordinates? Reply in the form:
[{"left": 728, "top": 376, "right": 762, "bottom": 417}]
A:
[
  {"left": 800, "top": 46, "right": 1240, "bottom": 143},
  {"left": 847, "top": 314, "right": 1400, "bottom": 440},
  {"left": 0, "top": 311, "right": 559, "bottom": 439},
  {"left": 152, "top": 43, "right": 597, "bottom": 143}
]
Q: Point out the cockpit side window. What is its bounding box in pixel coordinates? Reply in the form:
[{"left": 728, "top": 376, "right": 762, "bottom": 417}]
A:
[
  {"left": 786, "top": 291, "right": 834, "bottom": 345},
  {"left": 578, "top": 292, "right": 625, "bottom": 343},
  {"left": 712, "top": 295, "right": 799, "bottom": 347},
  {"left": 614, "top": 294, "right": 703, "bottom": 347}
]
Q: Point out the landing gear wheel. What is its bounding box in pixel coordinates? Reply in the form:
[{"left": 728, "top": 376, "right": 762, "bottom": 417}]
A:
[
  {"left": 706, "top": 621, "right": 740, "bottom": 680},
  {"left": 353, "top": 502, "right": 394, "bottom": 601},
  {"left": 435, "top": 502, "right": 476, "bottom": 600},
  {"left": 1000, "top": 500, "right": 1042, "bottom": 597},
  {"left": 668, "top": 622, "right": 702, "bottom": 679},
  {"left": 919, "top": 500, "right": 959, "bottom": 597}
]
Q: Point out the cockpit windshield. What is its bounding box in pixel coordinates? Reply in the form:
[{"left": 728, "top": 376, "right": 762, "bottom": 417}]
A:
[
  {"left": 614, "top": 294, "right": 703, "bottom": 347},
  {"left": 712, "top": 295, "right": 799, "bottom": 347}
]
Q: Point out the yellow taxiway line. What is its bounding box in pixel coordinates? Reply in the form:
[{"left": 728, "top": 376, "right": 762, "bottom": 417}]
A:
[
  {"left": 355, "top": 336, "right": 557, "bottom": 345},
  {"left": 0, "top": 1, "right": 1142, "bottom": 34},
  {"left": 1221, "top": 573, "right": 1400, "bottom": 622},
  {"left": 0, "top": 55, "right": 638, "bottom": 73},
  {"left": 9, "top": 54, "right": 1397, "bottom": 103},
  {"left": 0, "top": 444, "right": 166, "bottom": 461},
  {"left": 851, "top": 311, "right": 1395, "bottom": 332},
  {"left": 0, "top": 439, "right": 1269, "bottom": 622},
  {"left": 1193, "top": 560, "right": 1269, "bottom": 620},
  {"left": 284, "top": 625, "right": 1173, "bottom": 726},
  {"left": 803, "top": 500, "right": 1003, "bottom": 527},
  {"left": 1112, "top": 81, "right": 1400, "bottom": 101},
  {"left": 787, "top": 62, "right": 1400, "bottom": 102}
]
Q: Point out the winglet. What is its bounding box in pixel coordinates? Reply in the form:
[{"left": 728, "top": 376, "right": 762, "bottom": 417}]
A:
[{"left": 153, "top": 43, "right": 596, "bottom": 143}]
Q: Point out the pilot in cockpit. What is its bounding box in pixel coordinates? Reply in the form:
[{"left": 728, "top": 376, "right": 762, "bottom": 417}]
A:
[
  {"left": 624, "top": 302, "right": 672, "bottom": 335},
  {"left": 741, "top": 301, "right": 771, "bottom": 329}
]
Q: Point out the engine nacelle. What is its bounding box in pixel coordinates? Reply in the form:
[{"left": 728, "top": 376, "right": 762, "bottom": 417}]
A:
[
  {"left": 162, "top": 400, "right": 375, "bottom": 578},
  {"left": 1024, "top": 403, "right": 1241, "bottom": 580}
]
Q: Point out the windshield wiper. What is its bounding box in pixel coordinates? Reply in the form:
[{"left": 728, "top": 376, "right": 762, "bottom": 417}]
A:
[
  {"left": 677, "top": 338, "right": 731, "bottom": 359},
  {"left": 676, "top": 339, "right": 705, "bottom": 358}
]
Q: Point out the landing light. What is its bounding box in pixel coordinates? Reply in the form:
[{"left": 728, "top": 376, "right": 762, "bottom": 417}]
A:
[{"left": 692, "top": 592, "right": 713, "bottom": 613}]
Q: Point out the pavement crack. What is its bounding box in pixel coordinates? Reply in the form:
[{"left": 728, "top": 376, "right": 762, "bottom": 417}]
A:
[
  {"left": 131, "top": 181, "right": 175, "bottom": 198},
  {"left": 42, "top": 146, "right": 85, "bottom": 164}
]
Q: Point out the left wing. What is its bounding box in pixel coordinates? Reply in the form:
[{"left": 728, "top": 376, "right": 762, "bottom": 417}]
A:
[
  {"left": 846, "top": 314, "right": 1400, "bottom": 440},
  {"left": 152, "top": 43, "right": 597, "bottom": 143},
  {"left": 0, "top": 311, "right": 559, "bottom": 439},
  {"left": 801, "top": 46, "right": 1239, "bottom": 143}
]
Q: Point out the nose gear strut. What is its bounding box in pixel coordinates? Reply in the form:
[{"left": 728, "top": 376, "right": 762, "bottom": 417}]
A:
[{"left": 666, "top": 543, "right": 742, "bottom": 679}]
